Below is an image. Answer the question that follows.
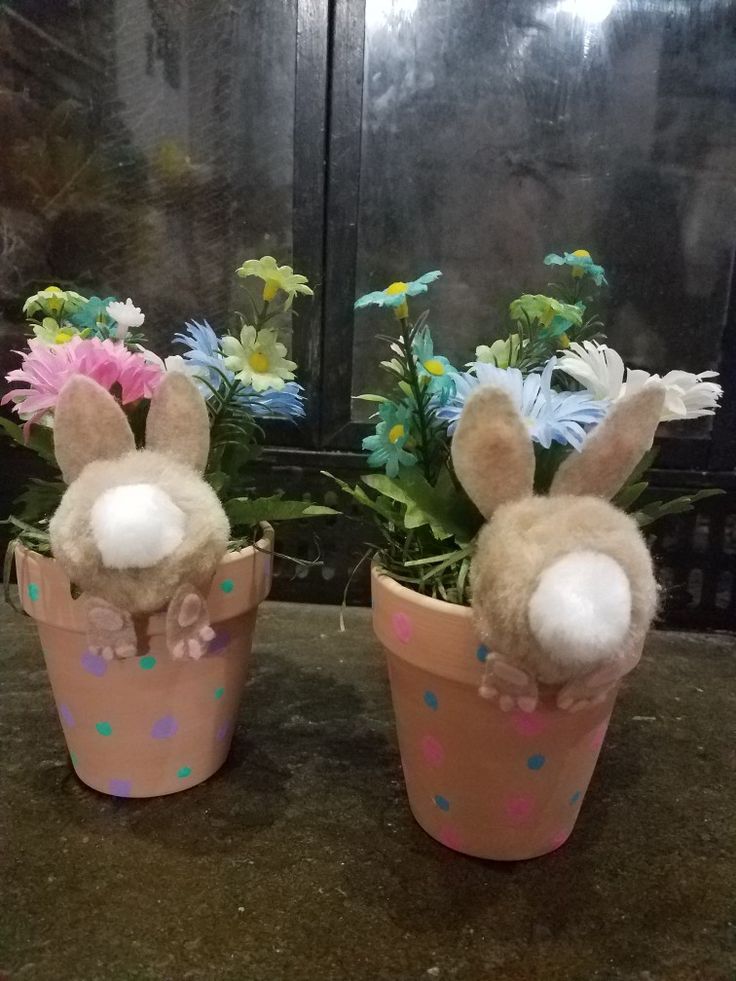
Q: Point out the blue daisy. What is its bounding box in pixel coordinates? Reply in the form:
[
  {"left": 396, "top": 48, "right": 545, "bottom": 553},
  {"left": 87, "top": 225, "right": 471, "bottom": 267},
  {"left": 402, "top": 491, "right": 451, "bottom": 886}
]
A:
[
  {"left": 412, "top": 327, "right": 457, "bottom": 404},
  {"left": 354, "top": 271, "right": 442, "bottom": 317},
  {"left": 362, "top": 402, "right": 417, "bottom": 477},
  {"left": 544, "top": 250, "right": 607, "bottom": 287},
  {"left": 437, "top": 358, "right": 608, "bottom": 450}
]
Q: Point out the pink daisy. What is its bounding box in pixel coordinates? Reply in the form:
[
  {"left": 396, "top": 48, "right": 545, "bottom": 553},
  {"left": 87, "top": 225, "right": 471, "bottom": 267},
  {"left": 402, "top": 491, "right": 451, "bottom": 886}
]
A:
[{"left": 3, "top": 337, "right": 164, "bottom": 435}]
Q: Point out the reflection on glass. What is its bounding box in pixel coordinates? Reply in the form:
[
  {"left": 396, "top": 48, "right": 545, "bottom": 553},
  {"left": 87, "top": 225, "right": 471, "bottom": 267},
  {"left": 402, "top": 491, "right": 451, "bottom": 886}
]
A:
[
  {"left": 353, "top": 0, "right": 736, "bottom": 428},
  {"left": 0, "top": 0, "right": 296, "bottom": 359}
]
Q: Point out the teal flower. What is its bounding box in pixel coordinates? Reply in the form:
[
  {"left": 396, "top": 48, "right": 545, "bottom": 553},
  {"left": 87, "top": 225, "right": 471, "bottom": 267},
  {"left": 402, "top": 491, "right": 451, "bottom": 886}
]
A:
[
  {"left": 362, "top": 402, "right": 417, "bottom": 477},
  {"left": 509, "top": 294, "right": 584, "bottom": 338},
  {"left": 70, "top": 296, "right": 118, "bottom": 332},
  {"left": 544, "top": 250, "right": 607, "bottom": 286},
  {"left": 412, "top": 328, "right": 456, "bottom": 404},
  {"left": 354, "top": 271, "right": 442, "bottom": 319}
]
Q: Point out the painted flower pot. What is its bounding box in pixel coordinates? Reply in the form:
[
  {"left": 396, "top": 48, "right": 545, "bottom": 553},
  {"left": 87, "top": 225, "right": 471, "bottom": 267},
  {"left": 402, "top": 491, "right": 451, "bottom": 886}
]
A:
[
  {"left": 372, "top": 567, "right": 621, "bottom": 861},
  {"left": 15, "top": 526, "right": 273, "bottom": 798}
]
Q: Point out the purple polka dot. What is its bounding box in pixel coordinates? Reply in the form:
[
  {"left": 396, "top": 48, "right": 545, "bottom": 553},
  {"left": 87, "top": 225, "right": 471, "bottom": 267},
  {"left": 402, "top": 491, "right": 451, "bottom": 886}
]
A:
[
  {"left": 59, "top": 703, "right": 75, "bottom": 727},
  {"left": 108, "top": 779, "right": 132, "bottom": 797},
  {"left": 391, "top": 611, "right": 413, "bottom": 644},
  {"left": 216, "top": 720, "right": 232, "bottom": 742},
  {"left": 81, "top": 650, "right": 107, "bottom": 677},
  {"left": 208, "top": 630, "right": 231, "bottom": 655},
  {"left": 151, "top": 715, "right": 179, "bottom": 740}
]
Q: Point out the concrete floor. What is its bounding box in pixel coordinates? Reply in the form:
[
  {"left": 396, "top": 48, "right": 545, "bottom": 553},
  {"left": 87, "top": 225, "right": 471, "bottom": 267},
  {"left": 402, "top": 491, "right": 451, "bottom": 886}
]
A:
[{"left": 0, "top": 600, "right": 734, "bottom": 981}]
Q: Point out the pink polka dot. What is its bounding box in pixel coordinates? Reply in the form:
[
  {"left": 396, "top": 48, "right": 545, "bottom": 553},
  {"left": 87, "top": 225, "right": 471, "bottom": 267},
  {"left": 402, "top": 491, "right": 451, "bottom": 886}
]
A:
[
  {"left": 504, "top": 794, "right": 536, "bottom": 824},
  {"left": 511, "top": 710, "right": 547, "bottom": 736},
  {"left": 391, "top": 612, "right": 413, "bottom": 644},
  {"left": 438, "top": 825, "right": 463, "bottom": 851},
  {"left": 589, "top": 721, "right": 609, "bottom": 751},
  {"left": 549, "top": 828, "right": 571, "bottom": 851},
  {"left": 421, "top": 734, "right": 444, "bottom": 766}
]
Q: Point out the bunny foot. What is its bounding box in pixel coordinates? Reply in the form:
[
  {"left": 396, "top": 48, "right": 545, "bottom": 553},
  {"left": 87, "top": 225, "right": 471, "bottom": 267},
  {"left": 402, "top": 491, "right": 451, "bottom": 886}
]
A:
[
  {"left": 83, "top": 596, "right": 137, "bottom": 660},
  {"left": 166, "top": 584, "right": 215, "bottom": 660},
  {"left": 479, "top": 653, "right": 539, "bottom": 713},
  {"left": 556, "top": 645, "right": 642, "bottom": 712}
]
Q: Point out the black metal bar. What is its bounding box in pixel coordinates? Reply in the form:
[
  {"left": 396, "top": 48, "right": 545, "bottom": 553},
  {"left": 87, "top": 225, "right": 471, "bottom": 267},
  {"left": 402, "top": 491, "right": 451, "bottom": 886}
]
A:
[
  {"left": 319, "top": 0, "right": 366, "bottom": 446},
  {"left": 709, "top": 242, "right": 736, "bottom": 471}
]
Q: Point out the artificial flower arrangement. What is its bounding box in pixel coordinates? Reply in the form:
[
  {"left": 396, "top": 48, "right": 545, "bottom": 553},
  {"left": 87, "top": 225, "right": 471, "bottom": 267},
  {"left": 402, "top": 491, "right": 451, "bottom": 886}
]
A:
[
  {"left": 2, "top": 256, "right": 334, "bottom": 555},
  {"left": 337, "top": 251, "right": 722, "bottom": 603},
  {"left": 338, "top": 250, "right": 722, "bottom": 860},
  {"left": 2, "top": 258, "right": 336, "bottom": 799}
]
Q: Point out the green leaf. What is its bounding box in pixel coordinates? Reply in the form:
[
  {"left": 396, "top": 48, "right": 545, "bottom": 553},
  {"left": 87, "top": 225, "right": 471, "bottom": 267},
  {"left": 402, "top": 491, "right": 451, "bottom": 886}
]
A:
[
  {"left": 322, "top": 472, "right": 398, "bottom": 523},
  {"left": 225, "top": 495, "right": 339, "bottom": 527},
  {"left": 634, "top": 488, "right": 724, "bottom": 528},
  {"left": 15, "top": 479, "right": 64, "bottom": 523},
  {"left": 0, "top": 417, "right": 57, "bottom": 466},
  {"left": 613, "top": 481, "right": 649, "bottom": 511},
  {"left": 362, "top": 466, "right": 476, "bottom": 542},
  {"left": 353, "top": 394, "right": 390, "bottom": 403}
]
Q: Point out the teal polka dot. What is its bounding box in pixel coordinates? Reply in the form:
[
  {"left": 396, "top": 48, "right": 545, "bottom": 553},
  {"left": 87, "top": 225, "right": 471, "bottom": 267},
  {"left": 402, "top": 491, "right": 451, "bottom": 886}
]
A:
[
  {"left": 219, "top": 578, "right": 234, "bottom": 594},
  {"left": 177, "top": 765, "right": 192, "bottom": 779},
  {"left": 214, "top": 687, "right": 225, "bottom": 700},
  {"left": 423, "top": 690, "right": 438, "bottom": 711},
  {"left": 434, "top": 794, "right": 450, "bottom": 811},
  {"left": 70, "top": 752, "right": 79, "bottom": 767},
  {"left": 140, "top": 655, "right": 157, "bottom": 671},
  {"left": 27, "top": 583, "right": 40, "bottom": 601},
  {"left": 96, "top": 721, "right": 113, "bottom": 737},
  {"left": 476, "top": 644, "right": 489, "bottom": 663},
  {"left": 570, "top": 790, "right": 582, "bottom": 805},
  {"left": 527, "top": 753, "right": 546, "bottom": 771}
]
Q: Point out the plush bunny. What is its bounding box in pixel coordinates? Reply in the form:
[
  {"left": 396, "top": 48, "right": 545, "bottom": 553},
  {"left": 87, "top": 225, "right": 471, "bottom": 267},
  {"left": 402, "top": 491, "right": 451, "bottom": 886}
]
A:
[
  {"left": 451, "top": 383, "right": 666, "bottom": 713},
  {"left": 49, "top": 373, "right": 230, "bottom": 660}
]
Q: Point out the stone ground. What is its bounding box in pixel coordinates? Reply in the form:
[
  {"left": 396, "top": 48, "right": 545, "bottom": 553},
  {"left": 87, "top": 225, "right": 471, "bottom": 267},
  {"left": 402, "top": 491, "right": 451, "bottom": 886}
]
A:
[{"left": 0, "top": 600, "right": 734, "bottom": 981}]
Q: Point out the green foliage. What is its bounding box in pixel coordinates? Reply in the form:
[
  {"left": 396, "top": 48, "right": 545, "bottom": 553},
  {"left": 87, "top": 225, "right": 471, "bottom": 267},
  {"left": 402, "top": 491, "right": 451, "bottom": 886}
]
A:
[
  {"left": 225, "top": 494, "right": 338, "bottom": 530},
  {"left": 0, "top": 417, "right": 56, "bottom": 466}
]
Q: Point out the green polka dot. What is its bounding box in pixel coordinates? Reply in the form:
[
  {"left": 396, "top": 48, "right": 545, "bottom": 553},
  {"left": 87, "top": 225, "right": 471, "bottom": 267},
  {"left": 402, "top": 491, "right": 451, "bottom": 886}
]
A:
[
  {"left": 214, "top": 687, "right": 225, "bottom": 700},
  {"left": 139, "top": 655, "right": 156, "bottom": 671},
  {"left": 70, "top": 752, "right": 79, "bottom": 767},
  {"left": 219, "top": 578, "right": 234, "bottom": 594},
  {"left": 96, "top": 721, "right": 112, "bottom": 737},
  {"left": 27, "top": 583, "right": 40, "bottom": 601},
  {"left": 177, "top": 765, "right": 192, "bottom": 779}
]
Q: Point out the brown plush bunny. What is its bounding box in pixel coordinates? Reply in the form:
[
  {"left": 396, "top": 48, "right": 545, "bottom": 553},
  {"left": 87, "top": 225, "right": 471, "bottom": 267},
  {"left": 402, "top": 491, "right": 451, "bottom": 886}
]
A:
[
  {"left": 49, "top": 373, "right": 230, "bottom": 660},
  {"left": 451, "top": 383, "right": 666, "bottom": 713}
]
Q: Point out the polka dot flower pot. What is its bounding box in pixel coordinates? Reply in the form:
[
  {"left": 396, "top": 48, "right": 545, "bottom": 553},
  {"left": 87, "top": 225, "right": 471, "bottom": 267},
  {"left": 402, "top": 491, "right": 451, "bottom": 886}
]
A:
[
  {"left": 372, "top": 567, "right": 621, "bottom": 861},
  {"left": 15, "top": 527, "right": 273, "bottom": 798}
]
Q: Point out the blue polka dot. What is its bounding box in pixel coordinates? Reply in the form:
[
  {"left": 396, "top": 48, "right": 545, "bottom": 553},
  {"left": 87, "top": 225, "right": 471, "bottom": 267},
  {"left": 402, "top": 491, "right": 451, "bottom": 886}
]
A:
[
  {"left": 476, "top": 644, "right": 489, "bottom": 663},
  {"left": 527, "top": 753, "right": 546, "bottom": 771},
  {"left": 423, "top": 690, "right": 438, "bottom": 711},
  {"left": 434, "top": 795, "right": 450, "bottom": 811},
  {"left": 569, "top": 790, "right": 582, "bottom": 805},
  {"left": 27, "top": 583, "right": 40, "bottom": 602},
  {"left": 219, "top": 578, "right": 234, "bottom": 594}
]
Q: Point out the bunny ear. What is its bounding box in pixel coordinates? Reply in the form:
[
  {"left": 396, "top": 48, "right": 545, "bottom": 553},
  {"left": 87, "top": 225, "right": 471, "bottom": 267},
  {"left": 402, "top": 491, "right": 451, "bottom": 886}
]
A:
[
  {"left": 550, "top": 384, "right": 665, "bottom": 499},
  {"left": 145, "top": 372, "right": 210, "bottom": 472},
  {"left": 451, "top": 386, "right": 535, "bottom": 519},
  {"left": 54, "top": 376, "right": 135, "bottom": 484}
]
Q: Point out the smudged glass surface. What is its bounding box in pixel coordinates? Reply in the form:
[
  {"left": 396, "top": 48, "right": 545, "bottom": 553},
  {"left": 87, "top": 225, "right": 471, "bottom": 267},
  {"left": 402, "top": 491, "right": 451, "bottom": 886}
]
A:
[
  {"left": 0, "top": 0, "right": 296, "bottom": 362},
  {"left": 352, "top": 0, "right": 736, "bottom": 429}
]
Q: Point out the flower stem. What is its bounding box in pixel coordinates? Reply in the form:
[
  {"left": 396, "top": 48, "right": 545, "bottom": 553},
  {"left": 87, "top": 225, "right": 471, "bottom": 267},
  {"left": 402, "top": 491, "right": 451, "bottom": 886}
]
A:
[{"left": 400, "top": 316, "right": 433, "bottom": 481}]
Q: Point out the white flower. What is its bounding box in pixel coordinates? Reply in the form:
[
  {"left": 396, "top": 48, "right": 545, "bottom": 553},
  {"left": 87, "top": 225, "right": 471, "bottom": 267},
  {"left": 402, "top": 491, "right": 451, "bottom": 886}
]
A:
[
  {"left": 107, "top": 298, "right": 145, "bottom": 339},
  {"left": 558, "top": 341, "right": 722, "bottom": 422},
  {"left": 221, "top": 325, "right": 296, "bottom": 392},
  {"left": 135, "top": 347, "right": 202, "bottom": 378}
]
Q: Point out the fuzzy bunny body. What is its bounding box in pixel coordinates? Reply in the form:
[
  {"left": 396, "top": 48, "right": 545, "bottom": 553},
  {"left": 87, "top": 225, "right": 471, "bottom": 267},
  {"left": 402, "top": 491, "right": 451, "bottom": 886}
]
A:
[
  {"left": 451, "top": 382, "right": 666, "bottom": 711},
  {"left": 471, "top": 494, "right": 657, "bottom": 686},
  {"left": 48, "top": 372, "right": 230, "bottom": 659},
  {"left": 50, "top": 448, "right": 229, "bottom": 615}
]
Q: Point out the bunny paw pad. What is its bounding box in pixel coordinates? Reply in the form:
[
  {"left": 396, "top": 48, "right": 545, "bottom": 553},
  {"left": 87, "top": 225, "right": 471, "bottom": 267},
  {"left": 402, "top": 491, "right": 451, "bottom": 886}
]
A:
[{"left": 478, "top": 655, "right": 539, "bottom": 713}]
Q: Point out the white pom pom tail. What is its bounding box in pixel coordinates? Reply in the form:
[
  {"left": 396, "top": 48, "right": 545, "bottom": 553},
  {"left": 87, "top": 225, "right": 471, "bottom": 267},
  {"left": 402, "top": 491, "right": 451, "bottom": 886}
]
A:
[{"left": 91, "top": 483, "right": 186, "bottom": 569}]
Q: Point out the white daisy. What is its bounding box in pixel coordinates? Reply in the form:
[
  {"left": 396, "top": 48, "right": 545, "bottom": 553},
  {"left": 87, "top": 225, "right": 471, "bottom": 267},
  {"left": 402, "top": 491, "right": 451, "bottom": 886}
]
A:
[
  {"left": 221, "top": 325, "right": 296, "bottom": 392},
  {"left": 107, "top": 298, "right": 145, "bottom": 340},
  {"left": 558, "top": 340, "right": 722, "bottom": 422}
]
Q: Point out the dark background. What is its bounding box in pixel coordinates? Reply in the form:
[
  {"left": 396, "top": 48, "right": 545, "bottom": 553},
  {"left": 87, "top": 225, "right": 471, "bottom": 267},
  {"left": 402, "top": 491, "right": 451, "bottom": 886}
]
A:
[{"left": 0, "top": 0, "right": 734, "bottom": 629}]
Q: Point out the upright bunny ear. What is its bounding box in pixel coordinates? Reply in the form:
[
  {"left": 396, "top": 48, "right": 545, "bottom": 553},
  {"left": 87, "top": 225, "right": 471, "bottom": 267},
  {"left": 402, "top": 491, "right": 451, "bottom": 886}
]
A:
[
  {"left": 54, "top": 376, "right": 136, "bottom": 484},
  {"left": 145, "top": 372, "right": 210, "bottom": 472},
  {"left": 550, "top": 384, "right": 666, "bottom": 499},
  {"left": 451, "top": 387, "right": 535, "bottom": 519}
]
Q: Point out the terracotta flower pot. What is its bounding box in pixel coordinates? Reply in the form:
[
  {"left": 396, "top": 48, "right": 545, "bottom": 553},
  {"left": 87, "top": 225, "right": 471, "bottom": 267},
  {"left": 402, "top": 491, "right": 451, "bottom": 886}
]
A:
[
  {"left": 14, "top": 526, "right": 273, "bottom": 798},
  {"left": 371, "top": 567, "right": 622, "bottom": 860}
]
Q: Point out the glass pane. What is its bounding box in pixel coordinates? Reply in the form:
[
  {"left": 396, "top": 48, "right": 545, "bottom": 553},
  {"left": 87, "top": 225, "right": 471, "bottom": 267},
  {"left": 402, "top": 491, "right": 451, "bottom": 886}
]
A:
[
  {"left": 352, "top": 0, "right": 736, "bottom": 427},
  {"left": 0, "top": 0, "right": 296, "bottom": 360}
]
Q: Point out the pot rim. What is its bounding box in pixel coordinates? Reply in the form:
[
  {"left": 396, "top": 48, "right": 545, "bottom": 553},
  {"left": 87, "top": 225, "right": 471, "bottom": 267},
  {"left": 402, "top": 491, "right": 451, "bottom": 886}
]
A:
[{"left": 371, "top": 563, "right": 473, "bottom": 620}]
